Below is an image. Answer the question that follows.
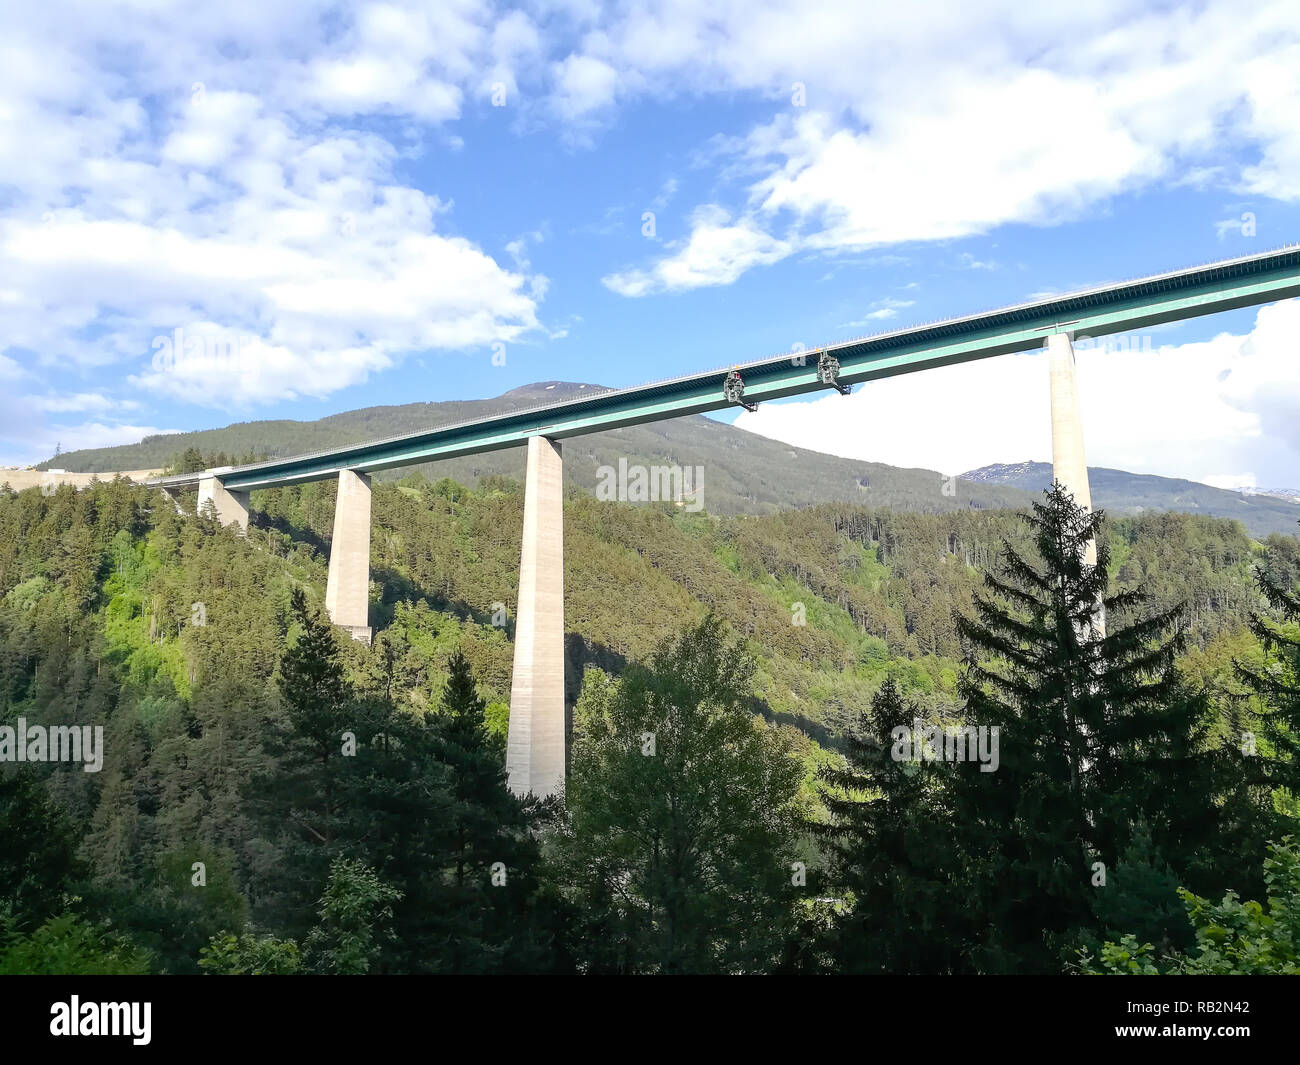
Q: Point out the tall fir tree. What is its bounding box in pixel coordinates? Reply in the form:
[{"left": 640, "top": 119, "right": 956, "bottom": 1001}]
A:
[
  {"left": 815, "top": 677, "right": 967, "bottom": 973},
  {"left": 1236, "top": 552, "right": 1300, "bottom": 791},
  {"left": 949, "top": 484, "right": 1221, "bottom": 971},
  {"left": 253, "top": 587, "right": 359, "bottom": 936},
  {"left": 276, "top": 586, "right": 348, "bottom": 763},
  {"left": 389, "top": 650, "right": 562, "bottom": 973},
  {"left": 438, "top": 651, "right": 511, "bottom": 892}
]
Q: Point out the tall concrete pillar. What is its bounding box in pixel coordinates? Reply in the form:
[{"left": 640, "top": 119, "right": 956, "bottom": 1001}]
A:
[
  {"left": 197, "top": 472, "right": 249, "bottom": 532},
  {"left": 159, "top": 487, "right": 185, "bottom": 516},
  {"left": 1049, "top": 332, "right": 1105, "bottom": 634},
  {"left": 325, "top": 469, "right": 372, "bottom": 644},
  {"left": 507, "top": 436, "right": 566, "bottom": 799},
  {"left": 1048, "top": 333, "right": 1093, "bottom": 520}
]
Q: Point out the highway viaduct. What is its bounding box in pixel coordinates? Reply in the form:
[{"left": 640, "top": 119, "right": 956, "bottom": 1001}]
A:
[{"left": 148, "top": 245, "right": 1300, "bottom": 799}]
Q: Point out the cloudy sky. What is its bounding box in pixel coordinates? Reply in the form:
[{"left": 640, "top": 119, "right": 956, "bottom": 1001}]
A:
[{"left": 1, "top": 0, "right": 1298, "bottom": 489}]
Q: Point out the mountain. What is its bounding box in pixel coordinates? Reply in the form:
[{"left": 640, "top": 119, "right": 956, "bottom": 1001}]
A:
[
  {"left": 33, "top": 383, "right": 1299, "bottom": 537},
  {"left": 36, "top": 382, "right": 1034, "bottom": 517},
  {"left": 5, "top": 454, "right": 1294, "bottom": 974},
  {"left": 961, "top": 460, "right": 1300, "bottom": 538}
]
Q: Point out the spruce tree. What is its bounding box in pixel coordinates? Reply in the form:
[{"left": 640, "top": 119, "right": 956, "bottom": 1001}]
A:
[
  {"left": 373, "top": 650, "right": 567, "bottom": 973},
  {"left": 1236, "top": 558, "right": 1300, "bottom": 790},
  {"left": 177, "top": 446, "right": 206, "bottom": 474},
  {"left": 253, "top": 587, "right": 355, "bottom": 935},
  {"left": 428, "top": 651, "right": 543, "bottom": 971},
  {"left": 949, "top": 484, "right": 1215, "bottom": 971},
  {"left": 277, "top": 586, "right": 347, "bottom": 763},
  {"left": 815, "top": 677, "right": 966, "bottom": 973},
  {"left": 438, "top": 651, "right": 505, "bottom": 889},
  {"left": 0, "top": 769, "right": 83, "bottom": 930}
]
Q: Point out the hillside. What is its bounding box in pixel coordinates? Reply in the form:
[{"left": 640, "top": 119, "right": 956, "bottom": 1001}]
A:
[
  {"left": 3, "top": 467, "right": 1298, "bottom": 974},
  {"left": 962, "top": 460, "right": 1300, "bottom": 538},
  {"left": 41, "top": 383, "right": 1299, "bottom": 537},
  {"left": 35, "top": 382, "right": 1035, "bottom": 517}
]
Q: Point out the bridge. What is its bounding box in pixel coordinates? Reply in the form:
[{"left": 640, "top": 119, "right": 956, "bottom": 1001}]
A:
[{"left": 149, "top": 244, "right": 1300, "bottom": 798}]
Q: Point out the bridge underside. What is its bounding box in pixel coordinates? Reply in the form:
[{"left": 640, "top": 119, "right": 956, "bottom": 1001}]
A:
[
  {"left": 147, "top": 245, "right": 1300, "bottom": 800},
  {"left": 148, "top": 245, "right": 1300, "bottom": 495}
]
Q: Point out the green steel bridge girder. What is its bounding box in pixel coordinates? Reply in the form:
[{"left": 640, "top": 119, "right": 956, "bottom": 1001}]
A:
[{"left": 151, "top": 247, "right": 1300, "bottom": 493}]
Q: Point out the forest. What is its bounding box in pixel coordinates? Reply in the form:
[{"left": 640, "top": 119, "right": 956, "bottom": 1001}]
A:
[{"left": 1, "top": 470, "right": 1297, "bottom": 974}]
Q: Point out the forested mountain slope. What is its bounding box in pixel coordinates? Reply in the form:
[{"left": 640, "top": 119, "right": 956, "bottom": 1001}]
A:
[
  {"left": 27, "top": 381, "right": 1045, "bottom": 516},
  {"left": 5, "top": 473, "right": 1295, "bottom": 743},
  {"left": 2, "top": 471, "right": 1297, "bottom": 972},
  {"left": 963, "top": 460, "right": 1300, "bottom": 537},
  {"left": 39, "top": 381, "right": 1296, "bottom": 535}
]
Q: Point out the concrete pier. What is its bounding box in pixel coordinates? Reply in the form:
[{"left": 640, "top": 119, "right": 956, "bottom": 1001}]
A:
[
  {"left": 159, "top": 487, "right": 185, "bottom": 516},
  {"left": 197, "top": 471, "right": 249, "bottom": 532},
  {"left": 506, "top": 436, "right": 566, "bottom": 799},
  {"left": 1048, "top": 333, "right": 1093, "bottom": 524},
  {"left": 1049, "top": 332, "right": 1105, "bottom": 634},
  {"left": 325, "top": 469, "right": 373, "bottom": 644}
]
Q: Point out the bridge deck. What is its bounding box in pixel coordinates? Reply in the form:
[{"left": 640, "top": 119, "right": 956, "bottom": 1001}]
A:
[{"left": 150, "top": 244, "right": 1300, "bottom": 492}]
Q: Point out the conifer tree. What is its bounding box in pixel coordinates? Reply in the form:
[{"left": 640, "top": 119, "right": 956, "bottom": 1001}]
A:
[
  {"left": 277, "top": 587, "right": 347, "bottom": 763},
  {"left": 176, "top": 446, "right": 206, "bottom": 474},
  {"left": 815, "top": 677, "right": 966, "bottom": 973},
  {"left": 438, "top": 651, "right": 507, "bottom": 889},
  {"left": 1236, "top": 556, "right": 1300, "bottom": 790},
  {"left": 949, "top": 484, "right": 1216, "bottom": 971},
  {"left": 253, "top": 588, "right": 356, "bottom": 934},
  {"left": 407, "top": 650, "right": 565, "bottom": 974},
  {"left": 0, "top": 769, "right": 83, "bottom": 930}
]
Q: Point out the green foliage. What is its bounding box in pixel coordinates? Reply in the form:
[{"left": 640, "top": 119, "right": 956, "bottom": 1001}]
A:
[
  {"left": 1234, "top": 560, "right": 1300, "bottom": 792},
  {"left": 304, "top": 858, "right": 402, "bottom": 975},
  {"left": 815, "top": 486, "right": 1281, "bottom": 974},
  {"left": 0, "top": 470, "right": 1296, "bottom": 976},
  {"left": 1085, "top": 821, "right": 1194, "bottom": 956},
  {"left": 0, "top": 768, "right": 83, "bottom": 930},
  {"left": 198, "top": 932, "right": 302, "bottom": 974},
  {"left": 814, "top": 677, "right": 967, "bottom": 973},
  {"left": 943, "top": 485, "right": 1238, "bottom": 971},
  {"left": 102, "top": 847, "right": 249, "bottom": 974},
  {"left": 555, "top": 616, "right": 805, "bottom": 973},
  {"left": 0, "top": 911, "right": 150, "bottom": 975},
  {"left": 278, "top": 586, "right": 349, "bottom": 755},
  {"left": 1079, "top": 837, "right": 1300, "bottom": 974}
]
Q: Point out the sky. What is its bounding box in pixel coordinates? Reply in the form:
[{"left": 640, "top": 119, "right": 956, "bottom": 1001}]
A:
[{"left": 1, "top": 0, "right": 1298, "bottom": 490}]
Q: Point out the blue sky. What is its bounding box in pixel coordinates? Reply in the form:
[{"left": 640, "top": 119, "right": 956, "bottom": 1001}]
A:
[{"left": 2, "top": 0, "right": 1299, "bottom": 490}]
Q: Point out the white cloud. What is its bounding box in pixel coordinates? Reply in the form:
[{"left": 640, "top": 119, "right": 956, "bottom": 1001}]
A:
[
  {"left": 3, "top": 0, "right": 1299, "bottom": 463},
  {"left": 603, "top": 205, "right": 793, "bottom": 296},
  {"left": 551, "top": 53, "right": 620, "bottom": 122},
  {"left": 0, "top": 354, "right": 24, "bottom": 382},
  {"left": 44, "top": 423, "right": 180, "bottom": 455},
  {"left": 0, "top": 2, "right": 545, "bottom": 410},
  {"left": 842, "top": 297, "right": 916, "bottom": 327},
  {"left": 31, "top": 393, "right": 137, "bottom": 414},
  {"left": 1203, "top": 472, "right": 1258, "bottom": 492},
  {"left": 585, "top": 0, "right": 1300, "bottom": 292},
  {"left": 733, "top": 298, "right": 1300, "bottom": 491}
]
